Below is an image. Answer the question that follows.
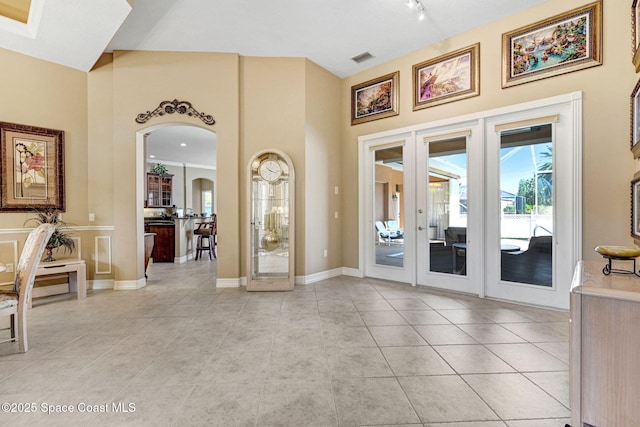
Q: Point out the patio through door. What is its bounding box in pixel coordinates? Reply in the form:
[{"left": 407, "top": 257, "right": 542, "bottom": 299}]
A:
[
  {"left": 415, "top": 126, "right": 482, "bottom": 296},
  {"left": 361, "top": 93, "right": 581, "bottom": 310}
]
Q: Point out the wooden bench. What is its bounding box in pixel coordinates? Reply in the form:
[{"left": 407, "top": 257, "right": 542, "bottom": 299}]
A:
[{"left": 32, "top": 259, "right": 86, "bottom": 305}]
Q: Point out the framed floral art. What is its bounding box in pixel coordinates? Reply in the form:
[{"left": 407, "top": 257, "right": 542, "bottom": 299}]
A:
[{"left": 0, "top": 121, "right": 65, "bottom": 212}]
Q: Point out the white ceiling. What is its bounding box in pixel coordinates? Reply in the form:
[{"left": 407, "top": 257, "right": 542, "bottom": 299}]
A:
[
  {"left": 105, "top": 0, "right": 545, "bottom": 78},
  {"left": 0, "top": 0, "right": 546, "bottom": 167},
  {"left": 0, "top": 0, "right": 132, "bottom": 71},
  {"left": 145, "top": 125, "right": 216, "bottom": 169}
]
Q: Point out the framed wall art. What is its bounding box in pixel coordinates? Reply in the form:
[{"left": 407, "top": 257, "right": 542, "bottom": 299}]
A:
[
  {"left": 632, "top": 172, "right": 640, "bottom": 239},
  {"left": 0, "top": 121, "right": 65, "bottom": 212},
  {"left": 632, "top": 78, "right": 640, "bottom": 158},
  {"left": 502, "top": 0, "right": 602, "bottom": 88},
  {"left": 413, "top": 43, "right": 480, "bottom": 111},
  {"left": 351, "top": 71, "right": 399, "bottom": 125},
  {"left": 634, "top": 0, "right": 640, "bottom": 71}
]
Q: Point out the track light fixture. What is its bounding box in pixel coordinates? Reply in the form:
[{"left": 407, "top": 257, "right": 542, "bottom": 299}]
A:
[{"left": 405, "top": 0, "right": 426, "bottom": 21}]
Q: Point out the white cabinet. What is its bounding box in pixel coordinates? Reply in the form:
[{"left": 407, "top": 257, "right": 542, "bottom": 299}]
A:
[{"left": 570, "top": 261, "right": 640, "bottom": 427}]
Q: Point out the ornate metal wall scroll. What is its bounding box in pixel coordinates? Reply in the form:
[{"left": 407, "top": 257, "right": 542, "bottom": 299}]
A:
[{"left": 135, "top": 99, "right": 215, "bottom": 125}]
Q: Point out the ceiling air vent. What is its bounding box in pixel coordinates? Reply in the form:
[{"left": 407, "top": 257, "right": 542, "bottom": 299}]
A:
[{"left": 351, "top": 52, "right": 374, "bottom": 64}]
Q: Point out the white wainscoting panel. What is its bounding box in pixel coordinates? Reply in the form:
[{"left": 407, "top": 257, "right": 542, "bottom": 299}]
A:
[{"left": 95, "top": 236, "right": 112, "bottom": 275}]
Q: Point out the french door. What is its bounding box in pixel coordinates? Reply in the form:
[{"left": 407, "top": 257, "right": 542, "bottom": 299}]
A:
[
  {"left": 415, "top": 123, "right": 483, "bottom": 295},
  {"left": 483, "top": 102, "right": 580, "bottom": 309},
  {"left": 363, "top": 135, "right": 414, "bottom": 284},
  {"left": 361, "top": 93, "right": 581, "bottom": 309}
]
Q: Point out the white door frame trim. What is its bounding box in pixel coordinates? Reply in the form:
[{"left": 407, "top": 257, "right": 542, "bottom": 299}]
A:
[{"left": 358, "top": 91, "right": 582, "bottom": 308}]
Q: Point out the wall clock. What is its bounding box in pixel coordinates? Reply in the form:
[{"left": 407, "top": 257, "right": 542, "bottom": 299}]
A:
[{"left": 258, "top": 159, "right": 283, "bottom": 182}]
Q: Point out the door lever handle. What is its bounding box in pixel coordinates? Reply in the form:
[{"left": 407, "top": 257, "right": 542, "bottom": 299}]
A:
[{"left": 418, "top": 226, "right": 425, "bottom": 231}]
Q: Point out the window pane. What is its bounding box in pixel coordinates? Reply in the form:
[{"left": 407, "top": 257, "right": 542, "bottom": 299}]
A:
[
  {"left": 499, "top": 124, "right": 553, "bottom": 286},
  {"left": 374, "top": 146, "right": 404, "bottom": 267},
  {"left": 428, "top": 137, "right": 467, "bottom": 275}
]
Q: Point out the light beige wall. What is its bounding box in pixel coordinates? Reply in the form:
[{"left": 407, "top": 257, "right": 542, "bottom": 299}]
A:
[
  {"left": 109, "top": 50, "right": 240, "bottom": 282},
  {"left": 342, "top": 0, "right": 636, "bottom": 267},
  {"left": 191, "top": 179, "right": 203, "bottom": 215},
  {"left": 3, "top": 0, "right": 630, "bottom": 284},
  {"left": 240, "top": 57, "right": 307, "bottom": 275},
  {"left": 88, "top": 54, "right": 115, "bottom": 227},
  {"left": 0, "top": 47, "right": 101, "bottom": 281},
  {"left": 187, "top": 170, "right": 216, "bottom": 214},
  {"left": 0, "top": 48, "right": 119, "bottom": 286},
  {"left": 0, "top": 47, "right": 88, "bottom": 228},
  {"left": 304, "top": 60, "right": 343, "bottom": 274}
]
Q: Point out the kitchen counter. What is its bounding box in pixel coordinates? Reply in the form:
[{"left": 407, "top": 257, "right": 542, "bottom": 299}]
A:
[
  {"left": 144, "top": 217, "right": 206, "bottom": 263},
  {"left": 174, "top": 217, "right": 197, "bottom": 262},
  {"left": 146, "top": 224, "right": 174, "bottom": 262},
  {"left": 144, "top": 233, "right": 155, "bottom": 276}
]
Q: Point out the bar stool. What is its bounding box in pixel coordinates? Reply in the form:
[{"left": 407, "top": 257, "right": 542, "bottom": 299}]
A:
[{"left": 194, "top": 214, "right": 217, "bottom": 260}]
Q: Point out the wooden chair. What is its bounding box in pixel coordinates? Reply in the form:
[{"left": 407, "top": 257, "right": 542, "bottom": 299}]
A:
[
  {"left": 0, "top": 223, "right": 55, "bottom": 353},
  {"left": 194, "top": 214, "right": 217, "bottom": 260}
]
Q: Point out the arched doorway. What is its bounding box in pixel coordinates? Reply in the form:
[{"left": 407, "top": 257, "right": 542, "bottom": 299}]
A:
[
  {"left": 136, "top": 123, "right": 217, "bottom": 275},
  {"left": 191, "top": 178, "right": 215, "bottom": 217}
]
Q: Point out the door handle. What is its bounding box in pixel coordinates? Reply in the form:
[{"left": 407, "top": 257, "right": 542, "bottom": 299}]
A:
[{"left": 418, "top": 226, "right": 425, "bottom": 231}]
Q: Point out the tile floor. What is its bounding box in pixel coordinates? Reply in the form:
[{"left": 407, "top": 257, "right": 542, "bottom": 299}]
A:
[{"left": 0, "top": 261, "right": 571, "bottom": 426}]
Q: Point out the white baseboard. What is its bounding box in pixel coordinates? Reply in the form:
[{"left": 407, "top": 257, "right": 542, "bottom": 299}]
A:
[
  {"left": 174, "top": 253, "right": 194, "bottom": 264},
  {"left": 114, "top": 278, "right": 146, "bottom": 290},
  {"left": 229, "top": 267, "right": 355, "bottom": 289},
  {"left": 99, "top": 268, "right": 362, "bottom": 292},
  {"left": 216, "top": 278, "right": 241, "bottom": 288},
  {"left": 342, "top": 267, "right": 363, "bottom": 278},
  {"left": 90, "top": 279, "right": 114, "bottom": 290},
  {"left": 295, "top": 267, "right": 343, "bottom": 285}
]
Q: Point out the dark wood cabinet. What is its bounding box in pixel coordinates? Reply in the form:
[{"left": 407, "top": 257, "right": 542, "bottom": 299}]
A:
[
  {"left": 146, "top": 173, "right": 173, "bottom": 207},
  {"left": 148, "top": 224, "right": 175, "bottom": 262}
]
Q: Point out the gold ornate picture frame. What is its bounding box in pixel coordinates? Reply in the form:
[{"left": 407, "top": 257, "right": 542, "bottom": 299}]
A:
[
  {"left": 0, "top": 121, "right": 65, "bottom": 212},
  {"left": 632, "top": 78, "right": 640, "bottom": 158},
  {"left": 633, "top": 0, "right": 640, "bottom": 71},
  {"left": 412, "top": 43, "right": 480, "bottom": 111},
  {"left": 351, "top": 71, "right": 399, "bottom": 125},
  {"left": 632, "top": 171, "right": 640, "bottom": 239},
  {"left": 502, "top": 1, "right": 602, "bottom": 88}
]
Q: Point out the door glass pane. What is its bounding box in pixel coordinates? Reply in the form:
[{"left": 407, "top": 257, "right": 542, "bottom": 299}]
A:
[
  {"left": 499, "top": 124, "right": 553, "bottom": 286},
  {"left": 428, "top": 137, "right": 467, "bottom": 275},
  {"left": 251, "top": 173, "right": 290, "bottom": 279},
  {"left": 374, "top": 146, "right": 404, "bottom": 267}
]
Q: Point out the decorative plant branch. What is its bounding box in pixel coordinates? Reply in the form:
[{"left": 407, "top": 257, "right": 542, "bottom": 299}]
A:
[
  {"left": 150, "top": 163, "right": 168, "bottom": 175},
  {"left": 24, "top": 208, "right": 75, "bottom": 262}
]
